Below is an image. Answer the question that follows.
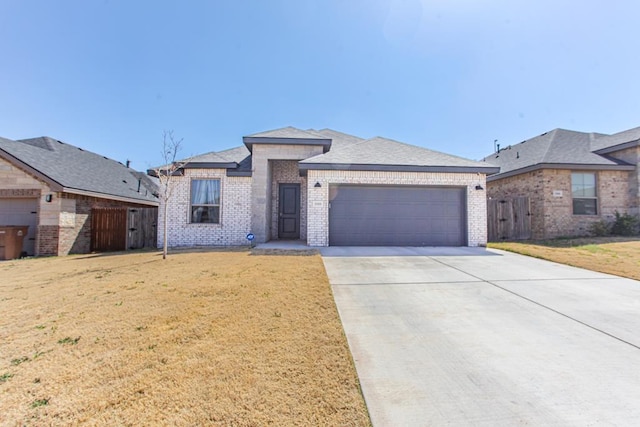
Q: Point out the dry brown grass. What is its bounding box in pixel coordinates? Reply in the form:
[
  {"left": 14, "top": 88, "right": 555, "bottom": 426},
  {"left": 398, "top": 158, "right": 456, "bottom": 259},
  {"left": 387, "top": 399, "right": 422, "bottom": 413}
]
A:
[
  {"left": 0, "top": 250, "right": 370, "bottom": 426},
  {"left": 489, "top": 237, "right": 640, "bottom": 280}
]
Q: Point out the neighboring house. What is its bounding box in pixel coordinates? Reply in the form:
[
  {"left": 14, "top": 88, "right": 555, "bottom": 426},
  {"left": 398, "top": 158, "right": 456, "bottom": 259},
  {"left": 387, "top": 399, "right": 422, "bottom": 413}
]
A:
[
  {"left": 150, "top": 127, "right": 498, "bottom": 248},
  {"left": 482, "top": 127, "right": 640, "bottom": 239},
  {"left": 0, "top": 136, "right": 159, "bottom": 256}
]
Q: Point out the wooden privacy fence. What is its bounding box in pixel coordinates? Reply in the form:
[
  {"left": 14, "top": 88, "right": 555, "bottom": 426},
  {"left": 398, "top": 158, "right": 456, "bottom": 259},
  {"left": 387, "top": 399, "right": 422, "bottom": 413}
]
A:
[
  {"left": 487, "top": 197, "right": 531, "bottom": 242},
  {"left": 91, "top": 207, "right": 157, "bottom": 252}
]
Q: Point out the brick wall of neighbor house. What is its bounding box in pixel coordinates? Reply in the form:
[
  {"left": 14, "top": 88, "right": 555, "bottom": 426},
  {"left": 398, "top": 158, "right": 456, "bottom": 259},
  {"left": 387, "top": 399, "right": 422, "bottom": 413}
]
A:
[
  {"left": 158, "top": 168, "right": 252, "bottom": 247},
  {"left": 607, "top": 146, "right": 640, "bottom": 215},
  {"left": 54, "top": 194, "right": 152, "bottom": 256},
  {"left": 306, "top": 170, "right": 488, "bottom": 247},
  {"left": 487, "top": 170, "right": 547, "bottom": 239},
  {"left": 0, "top": 157, "right": 155, "bottom": 256},
  {"left": 488, "top": 169, "right": 631, "bottom": 239},
  {"left": 0, "top": 158, "right": 45, "bottom": 192},
  {"left": 270, "top": 160, "right": 307, "bottom": 240}
]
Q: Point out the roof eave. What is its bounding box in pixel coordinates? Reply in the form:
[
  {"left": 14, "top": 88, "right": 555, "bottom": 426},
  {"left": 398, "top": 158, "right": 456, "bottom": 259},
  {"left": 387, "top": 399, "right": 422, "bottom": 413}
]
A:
[
  {"left": 593, "top": 139, "right": 640, "bottom": 155},
  {"left": 146, "top": 168, "right": 185, "bottom": 177},
  {"left": 487, "top": 163, "right": 636, "bottom": 182},
  {"left": 148, "top": 162, "right": 250, "bottom": 177},
  {"left": 242, "top": 137, "right": 332, "bottom": 153},
  {"left": 299, "top": 163, "right": 500, "bottom": 174},
  {"left": 226, "top": 170, "right": 252, "bottom": 177},
  {"left": 182, "top": 162, "right": 238, "bottom": 169},
  {"left": 62, "top": 187, "right": 159, "bottom": 206}
]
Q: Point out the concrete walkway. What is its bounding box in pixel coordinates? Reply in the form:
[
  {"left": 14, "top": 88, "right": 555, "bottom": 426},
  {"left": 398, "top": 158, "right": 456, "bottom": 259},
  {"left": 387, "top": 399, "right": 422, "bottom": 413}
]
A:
[{"left": 321, "top": 247, "right": 640, "bottom": 426}]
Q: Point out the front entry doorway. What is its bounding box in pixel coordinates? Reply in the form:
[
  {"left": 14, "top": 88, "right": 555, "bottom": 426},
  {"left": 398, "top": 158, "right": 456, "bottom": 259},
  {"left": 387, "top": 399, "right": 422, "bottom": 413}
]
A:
[{"left": 278, "top": 183, "right": 300, "bottom": 239}]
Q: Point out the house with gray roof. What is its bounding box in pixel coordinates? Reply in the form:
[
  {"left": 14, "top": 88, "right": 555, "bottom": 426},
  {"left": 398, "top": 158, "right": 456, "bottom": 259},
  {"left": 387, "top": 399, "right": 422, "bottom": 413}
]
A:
[
  {"left": 0, "top": 136, "right": 159, "bottom": 256},
  {"left": 482, "top": 127, "right": 639, "bottom": 239},
  {"left": 150, "top": 127, "right": 498, "bottom": 248}
]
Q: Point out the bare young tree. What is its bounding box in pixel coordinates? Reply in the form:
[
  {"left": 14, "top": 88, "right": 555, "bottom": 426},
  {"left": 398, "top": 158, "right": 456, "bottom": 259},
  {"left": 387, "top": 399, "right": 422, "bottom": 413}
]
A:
[{"left": 152, "top": 130, "right": 187, "bottom": 260}]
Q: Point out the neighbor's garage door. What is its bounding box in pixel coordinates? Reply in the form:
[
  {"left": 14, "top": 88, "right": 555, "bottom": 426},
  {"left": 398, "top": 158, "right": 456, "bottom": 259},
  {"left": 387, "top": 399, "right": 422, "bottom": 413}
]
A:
[
  {"left": 329, "top": 185, "right": 466, "bottom": 246},
  {"left": 0, "top": 198, "right": 38, "bottom": 256}
]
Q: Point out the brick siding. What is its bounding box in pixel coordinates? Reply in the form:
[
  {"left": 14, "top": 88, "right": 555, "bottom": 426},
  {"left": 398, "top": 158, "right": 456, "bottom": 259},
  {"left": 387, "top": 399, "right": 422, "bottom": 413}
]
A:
[
  {"left": 37, "top": 225, "right": 59, "bottom": 256},
  {"left": 158, "top": 169, "right": 252, "bottom": 247},
  {"left": 488, "top": 168, "right": 632, "bottom": 239},
  {"left": 39, "top": 198, "right": 147, "bottom": 256},
  {"left": 607, "top": 146, "right": 640, "bottom": 216}
]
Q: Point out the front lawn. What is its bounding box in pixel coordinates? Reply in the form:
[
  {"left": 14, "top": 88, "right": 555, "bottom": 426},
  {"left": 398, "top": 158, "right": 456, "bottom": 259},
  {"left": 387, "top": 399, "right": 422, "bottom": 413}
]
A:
[
  {"left": 0, "top": 250, "right": 370, "bottom": 426},
  {"left": 489, "top": 237, "right": 640, "bottom": 280}
]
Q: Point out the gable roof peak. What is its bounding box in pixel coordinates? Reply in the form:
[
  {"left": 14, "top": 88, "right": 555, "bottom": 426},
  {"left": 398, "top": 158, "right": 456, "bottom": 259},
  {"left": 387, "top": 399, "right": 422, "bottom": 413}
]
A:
[
  {"left": 243, "top": 126, "right": 332, "bottom": 153},
  {"left": 17, "top": 136, "right": 60, "bottom": 151},
  {"left": 244, "top": 126, "right": 325, "bottom": 140}
]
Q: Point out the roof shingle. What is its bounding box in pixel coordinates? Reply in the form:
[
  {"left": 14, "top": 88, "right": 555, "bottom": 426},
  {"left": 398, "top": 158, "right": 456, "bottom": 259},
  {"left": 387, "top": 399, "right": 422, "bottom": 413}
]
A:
[
  {"left": 481, "top": 129, "right": 633, "bottom": 178},
  {"left": 0, "top": 136, "right": 158, "bottom": 204},
  {"left": 302, "top": 136, "right": 497, "bottom": 171}
]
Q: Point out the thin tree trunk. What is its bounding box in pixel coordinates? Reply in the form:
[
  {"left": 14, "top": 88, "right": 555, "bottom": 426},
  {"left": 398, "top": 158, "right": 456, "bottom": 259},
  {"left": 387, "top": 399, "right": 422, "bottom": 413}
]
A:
[
  {"left": 163, "top": 199, "right": 168, "bottom": 260},
  {"left": 152, "top": 130, "right": 185, "bottom": 260}
]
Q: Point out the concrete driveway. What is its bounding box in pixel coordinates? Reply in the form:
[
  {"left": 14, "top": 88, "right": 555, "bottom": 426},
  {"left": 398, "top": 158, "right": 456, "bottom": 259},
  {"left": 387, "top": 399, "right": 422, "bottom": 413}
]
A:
[{"left": 320, "top": 247, "right": 640, "bottom": 426}]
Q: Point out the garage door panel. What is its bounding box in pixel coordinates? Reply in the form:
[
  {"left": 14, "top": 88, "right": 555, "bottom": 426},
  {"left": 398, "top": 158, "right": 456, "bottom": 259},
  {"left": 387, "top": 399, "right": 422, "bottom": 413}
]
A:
[{"left": 329, "top": 185, "right": 466, "bottom": 246}]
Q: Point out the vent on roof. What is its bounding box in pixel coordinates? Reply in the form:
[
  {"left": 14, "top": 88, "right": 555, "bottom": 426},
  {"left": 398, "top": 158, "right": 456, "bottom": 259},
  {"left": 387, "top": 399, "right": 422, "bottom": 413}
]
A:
[
  {"left": 541, "top": 132, "right": 547, "bottom": 136},
  {"left": 78, "top": 147, "right": 84, "bottom": 151},
  {"left": 122, "top": 180, "right": 127, "bottom": 184}
]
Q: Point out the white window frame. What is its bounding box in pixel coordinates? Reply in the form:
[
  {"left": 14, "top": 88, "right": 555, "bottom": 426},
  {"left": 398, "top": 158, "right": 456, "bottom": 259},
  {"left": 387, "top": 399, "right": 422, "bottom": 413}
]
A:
[
  {"left": 571, "top": 172, "right": 597, "bottom": 215},
  {"left": 189, "top": 178, "right": 221, "bottom": 224}
]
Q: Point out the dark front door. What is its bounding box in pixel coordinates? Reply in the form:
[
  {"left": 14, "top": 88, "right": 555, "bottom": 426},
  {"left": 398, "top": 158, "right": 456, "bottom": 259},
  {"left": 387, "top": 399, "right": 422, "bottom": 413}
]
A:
[{"left": 278, "top": 183, "right": 300, "bottom": 239}]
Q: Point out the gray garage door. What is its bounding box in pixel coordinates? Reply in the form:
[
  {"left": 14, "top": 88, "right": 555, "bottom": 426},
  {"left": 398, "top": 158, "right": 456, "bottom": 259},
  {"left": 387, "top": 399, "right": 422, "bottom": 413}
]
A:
[
  {"left": 0, "top": 198, "right": 38, "bottom": 256},
  {"left": 329, "top": 185, "right": 466, "bottom": 246}
]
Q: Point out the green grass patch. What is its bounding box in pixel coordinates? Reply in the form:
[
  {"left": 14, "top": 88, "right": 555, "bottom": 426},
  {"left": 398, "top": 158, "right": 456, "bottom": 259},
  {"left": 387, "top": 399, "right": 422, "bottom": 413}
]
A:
[
  {"left": 57, "top": 336, "right": 80, "bottom": 345},
  {"left": 31, "top": 399, "right": 49, "bottom": 408},
  {"left": 11, "top": 356, "right": 30, "bottom": 366}
]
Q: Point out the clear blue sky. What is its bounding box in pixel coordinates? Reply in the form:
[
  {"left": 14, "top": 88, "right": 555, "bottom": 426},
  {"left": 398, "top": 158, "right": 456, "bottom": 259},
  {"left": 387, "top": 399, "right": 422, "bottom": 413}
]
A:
[{"left": 1, "top": 1, "right": 639, "bottom": 170}]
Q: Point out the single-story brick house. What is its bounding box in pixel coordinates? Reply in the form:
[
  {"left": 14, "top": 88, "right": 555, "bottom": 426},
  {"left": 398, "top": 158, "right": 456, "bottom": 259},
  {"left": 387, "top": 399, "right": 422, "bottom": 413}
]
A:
[
  {"left": 0, "top": 136, "right": 159, "bottom": 256},
  {"left": 151, "top": 127, "right": 499, "bottom": 248},
  {"left": 482, "top": 127, "right": 639, "bottom": 239}
]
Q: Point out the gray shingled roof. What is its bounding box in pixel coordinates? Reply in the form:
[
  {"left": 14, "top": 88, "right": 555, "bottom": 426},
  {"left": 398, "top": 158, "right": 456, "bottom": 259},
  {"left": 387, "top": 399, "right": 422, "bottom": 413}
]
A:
[
  {"left": 311, "top": 128, "right": 364, "bottom": 149},
  {"left": 591, "top": 126, "right": 640, "bottom": 153},
  {"left": 245, "top": 126, "right": 326, "bottom": 139},
  {"left": 481, "top": 128, "right": 635, "bottom": 180},
  {"left": 156, "top": 126, "right": 498, "bottom": 176},
  {"left": 216, "top": 145, "right": 251, "bottom": 162},
  {"left": 300, "top": 136, "right": 498, "bottom": 172},
  {"left": 183, "top": 150, "right": 235, "bottom": 164},
  {"left": 243, "top": 126, "right": 332, "bottom": 153},
  {"left": 217, "top": 146, "right": 252, "bottom": 173},
  {"left": 0, "top": 136, "right": 159, "bottom": 204}
]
